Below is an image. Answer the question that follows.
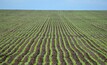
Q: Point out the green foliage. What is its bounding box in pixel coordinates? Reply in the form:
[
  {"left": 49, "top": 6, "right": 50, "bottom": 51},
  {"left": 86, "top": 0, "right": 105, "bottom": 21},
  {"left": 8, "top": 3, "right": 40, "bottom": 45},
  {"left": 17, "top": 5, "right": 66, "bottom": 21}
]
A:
[{"left": 0, "top": 10, "right": 107, "bottom": 65}]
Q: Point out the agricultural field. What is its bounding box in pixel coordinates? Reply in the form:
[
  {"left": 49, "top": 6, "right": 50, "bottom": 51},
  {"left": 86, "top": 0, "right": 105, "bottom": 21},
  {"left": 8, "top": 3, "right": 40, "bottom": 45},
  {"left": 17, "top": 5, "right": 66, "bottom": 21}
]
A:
[{"left": 0, "top": 10, "right": 107, "bottom": 65}]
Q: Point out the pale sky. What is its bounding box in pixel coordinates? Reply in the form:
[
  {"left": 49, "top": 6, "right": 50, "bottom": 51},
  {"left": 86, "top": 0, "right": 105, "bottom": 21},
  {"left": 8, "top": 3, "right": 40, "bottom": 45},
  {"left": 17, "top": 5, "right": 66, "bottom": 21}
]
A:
[{"left": 0, "top": 0, "right": 107, "bottom": 10}]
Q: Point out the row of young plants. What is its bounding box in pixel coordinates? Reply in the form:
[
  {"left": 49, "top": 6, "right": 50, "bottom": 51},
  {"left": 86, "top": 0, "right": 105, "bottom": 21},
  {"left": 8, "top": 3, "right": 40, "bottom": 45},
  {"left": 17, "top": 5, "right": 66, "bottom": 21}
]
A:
[
  {"left": 62, "top": 12, "right": 107, "bottom": 65},
  {"left": 0, "top": 11, "right": 107, "bottom": 65}
]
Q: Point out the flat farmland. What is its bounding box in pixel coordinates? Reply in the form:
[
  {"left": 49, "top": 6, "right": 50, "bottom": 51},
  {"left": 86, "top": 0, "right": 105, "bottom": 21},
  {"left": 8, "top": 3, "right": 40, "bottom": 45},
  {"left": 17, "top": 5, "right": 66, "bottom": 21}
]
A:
[{"left": 0, "top": 10, "right": 107, "bottom": 65}]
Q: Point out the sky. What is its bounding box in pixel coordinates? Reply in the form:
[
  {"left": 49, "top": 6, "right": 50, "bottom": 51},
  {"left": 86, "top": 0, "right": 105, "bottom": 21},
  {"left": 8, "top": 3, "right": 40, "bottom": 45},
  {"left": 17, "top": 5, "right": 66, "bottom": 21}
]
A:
[{"left": 0, "top": 0, "right": 107, "bottom": 10}]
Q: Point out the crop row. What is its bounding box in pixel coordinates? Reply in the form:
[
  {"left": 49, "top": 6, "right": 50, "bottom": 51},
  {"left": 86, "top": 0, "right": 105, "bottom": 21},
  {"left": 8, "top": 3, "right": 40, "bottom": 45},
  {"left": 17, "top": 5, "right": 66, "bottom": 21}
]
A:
[{"left": 0, "top": 11, "right": 107, "bottom": 65}]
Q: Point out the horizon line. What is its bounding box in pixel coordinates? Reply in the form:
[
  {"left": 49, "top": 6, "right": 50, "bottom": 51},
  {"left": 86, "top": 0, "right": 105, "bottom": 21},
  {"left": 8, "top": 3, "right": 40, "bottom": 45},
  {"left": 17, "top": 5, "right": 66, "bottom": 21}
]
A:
[{"left": 0, "top": 9, "right": 107, "bottom": 11}]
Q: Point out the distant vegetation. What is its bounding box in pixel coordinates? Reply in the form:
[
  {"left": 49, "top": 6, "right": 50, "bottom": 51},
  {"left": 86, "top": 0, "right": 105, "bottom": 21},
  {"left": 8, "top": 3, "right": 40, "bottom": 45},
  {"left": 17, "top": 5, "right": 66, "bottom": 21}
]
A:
[{"left": 0, "top": 10, "right": 107, "bottom": 65}]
